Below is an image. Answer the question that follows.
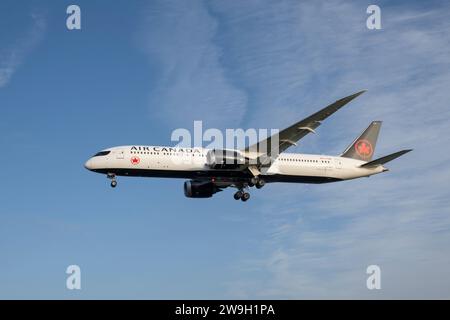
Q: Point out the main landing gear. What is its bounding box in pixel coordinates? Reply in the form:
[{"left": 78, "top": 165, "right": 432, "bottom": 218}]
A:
[
  {"left": 248, "top": 177, "right": 265, "bottom": 189},
  {"left": 107, "top": 173, "right": 117, "bottom": 188},
  {"left": 233, "top": 177, "right": 265, "bottom": 202},
  {"left": 234, "top": 190, "right": 250, "bottom": 202}
]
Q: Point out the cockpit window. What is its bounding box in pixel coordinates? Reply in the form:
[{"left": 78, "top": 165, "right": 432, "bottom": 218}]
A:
[{"left": 93, "top": 151, "right": 111, "bottom": 157}]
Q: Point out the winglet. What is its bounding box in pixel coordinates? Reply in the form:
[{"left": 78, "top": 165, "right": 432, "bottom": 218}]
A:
[
  {"left": 334, "top": 90, "right": 367, "bottom": 109},
  {"left": 345, "top": 89, "right": 367, "bottom": 101}
]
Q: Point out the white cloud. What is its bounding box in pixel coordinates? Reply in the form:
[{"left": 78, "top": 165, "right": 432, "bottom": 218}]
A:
[
  {"left": 204, "top": 1, "right": 450, "bottom": 298},
  {"left": 0, "top": 13, "right": 46, "bottom": 88},
  {"left": 135, "top": 0, "right": 450, "bottom": 298},
  {"left": 138, "top": 0, "right": 247, "bottom": 129}
]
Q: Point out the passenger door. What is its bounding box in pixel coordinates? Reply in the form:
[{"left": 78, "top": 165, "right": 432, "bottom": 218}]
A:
[
  {"left": 334, "top": 158, "right": 343, "bottom": 170},
  {"left": 115, "top": 149, "right": 125, "bottom": 160}
]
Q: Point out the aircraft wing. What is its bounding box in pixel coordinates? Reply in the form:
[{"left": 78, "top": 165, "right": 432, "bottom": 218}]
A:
[{"left": 245, "top": 90, "right": 367, "bottom": 163}]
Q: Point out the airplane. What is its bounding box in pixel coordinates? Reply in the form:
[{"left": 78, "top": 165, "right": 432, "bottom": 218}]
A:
[{"left": 84, "top": 90, "right": 412, "bottom": 201}]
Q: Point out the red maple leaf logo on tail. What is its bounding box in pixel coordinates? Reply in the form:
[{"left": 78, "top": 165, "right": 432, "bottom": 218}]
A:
[{"left": 355, "top": 140, "right": 373, "bottom": 159}]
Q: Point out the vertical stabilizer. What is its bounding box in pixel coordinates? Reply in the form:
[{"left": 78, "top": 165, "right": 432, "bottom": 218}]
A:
[{"left": 341, "top": 121, "right": 382, "bottom": 161}]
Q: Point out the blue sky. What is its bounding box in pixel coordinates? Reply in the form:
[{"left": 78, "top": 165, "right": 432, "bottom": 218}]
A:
[{"left": 1, "top": 0, "right": 450, "bottom": 299}]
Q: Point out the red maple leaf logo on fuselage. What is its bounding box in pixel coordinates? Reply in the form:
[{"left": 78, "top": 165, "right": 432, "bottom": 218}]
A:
[{"left": 131, "top": 156, "right": 140, "bottom": 165}]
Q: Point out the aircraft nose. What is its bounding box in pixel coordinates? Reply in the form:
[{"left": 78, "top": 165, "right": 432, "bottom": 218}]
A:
[{"left": 84, "top": 158, "right": 94, "bottom": 171}]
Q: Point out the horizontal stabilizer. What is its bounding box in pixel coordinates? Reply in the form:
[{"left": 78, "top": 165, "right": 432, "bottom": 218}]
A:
[{"left": 360, "top": 149, "right": 412, "bottom": 168}]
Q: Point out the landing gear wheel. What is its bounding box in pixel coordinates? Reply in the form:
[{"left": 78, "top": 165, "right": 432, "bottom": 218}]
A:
[
  {"left": 107, "top": 173, "right": 117, "bottom": 188},
  {"left": 241, "top": 192, "right": 250, "bottom": 202},
  {"left": 234, "top": 191, "right": 243, "bottom": 200},
  {"left": 255, "top": 179, "right": 265, "bottom": 189}
]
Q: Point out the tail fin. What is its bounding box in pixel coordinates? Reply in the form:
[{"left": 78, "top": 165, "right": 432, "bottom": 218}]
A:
[{"left": 341, "top": 121, "right": 382, "bottom": 161}]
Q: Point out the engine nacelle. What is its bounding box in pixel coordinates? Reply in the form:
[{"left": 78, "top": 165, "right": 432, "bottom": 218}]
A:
[
  {"left": 206, "top": 149, "right": 245, "bottom": 169},
  {"left": 184, "top": 180, "right": 218, "bottom": 198}
]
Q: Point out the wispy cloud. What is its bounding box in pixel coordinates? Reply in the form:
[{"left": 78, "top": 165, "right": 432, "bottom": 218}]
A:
[
  {"left": 136, "top": 0, "right": 450, "bottom": 298},
  {"left": 138, "top": 0, "right": 247, "bottom": 129},
  {"left": 0, "top": 13, "right": 46, "bottom": 88},
  {"left": 202, "top": 1, "right": 450, "bottom": 298}
]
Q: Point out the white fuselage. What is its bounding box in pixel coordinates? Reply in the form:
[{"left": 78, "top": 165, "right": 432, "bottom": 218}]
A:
[{"left": 84, "top": 145, "right": 385, "bottom": 184}]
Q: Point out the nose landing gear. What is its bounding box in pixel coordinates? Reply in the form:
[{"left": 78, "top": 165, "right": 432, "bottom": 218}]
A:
[{"left": 107, "top": 173, "right": 117, "bottom": 188}]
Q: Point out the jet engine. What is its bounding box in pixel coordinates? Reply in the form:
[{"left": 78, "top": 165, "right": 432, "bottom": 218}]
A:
[
  {"left": 206, "top": 149, "right": 245, "bottom": 169},
  {"left": 184, "top": 180, "right": 219, "bottom": 198}
]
